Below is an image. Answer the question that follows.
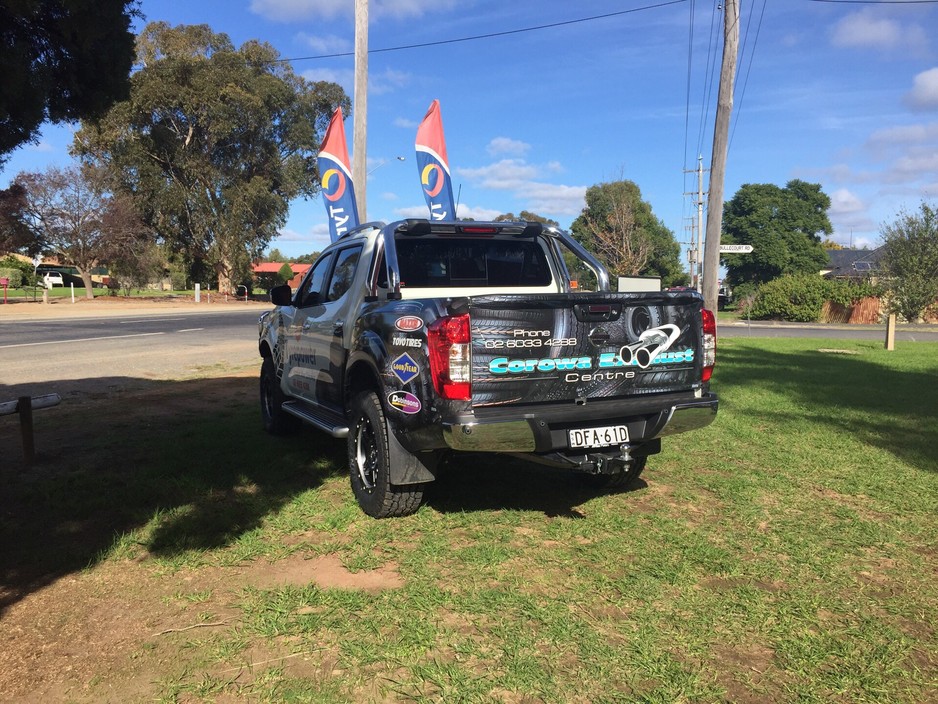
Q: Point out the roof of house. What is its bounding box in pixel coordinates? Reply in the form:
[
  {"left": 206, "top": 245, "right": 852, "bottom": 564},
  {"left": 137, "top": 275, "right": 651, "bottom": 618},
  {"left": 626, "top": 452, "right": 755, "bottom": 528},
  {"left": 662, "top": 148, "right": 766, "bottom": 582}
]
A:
[{"left": 823, "top": 246, "right": 885, "bottom": 277}]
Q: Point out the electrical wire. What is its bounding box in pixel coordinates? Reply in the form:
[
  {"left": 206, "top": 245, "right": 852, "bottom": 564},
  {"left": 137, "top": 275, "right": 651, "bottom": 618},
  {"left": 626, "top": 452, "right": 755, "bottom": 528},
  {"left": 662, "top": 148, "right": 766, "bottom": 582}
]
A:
[{"left": 271, "top": 0, "right": 690, "bottom": 64}]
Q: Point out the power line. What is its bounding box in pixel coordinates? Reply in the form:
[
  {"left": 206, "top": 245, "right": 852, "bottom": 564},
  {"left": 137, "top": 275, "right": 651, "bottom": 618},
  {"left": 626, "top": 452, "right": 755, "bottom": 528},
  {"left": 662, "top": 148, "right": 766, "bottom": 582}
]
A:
[
  {"left": 808, "top": 0, "right": 938, "bottom": 4},
  {"left": 271, "top": 0, "right": 689, "bottom": 64}
]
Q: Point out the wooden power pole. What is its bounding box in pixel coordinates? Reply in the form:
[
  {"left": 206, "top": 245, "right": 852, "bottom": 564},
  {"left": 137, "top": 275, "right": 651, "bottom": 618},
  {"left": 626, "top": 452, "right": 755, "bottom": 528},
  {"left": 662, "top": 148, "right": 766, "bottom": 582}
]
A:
[
  {"left": 353, "top": 0, "right": 369, "bottom": 220},
  {"left": 702, "top": 0, "right": 739, "bottom": 313}
]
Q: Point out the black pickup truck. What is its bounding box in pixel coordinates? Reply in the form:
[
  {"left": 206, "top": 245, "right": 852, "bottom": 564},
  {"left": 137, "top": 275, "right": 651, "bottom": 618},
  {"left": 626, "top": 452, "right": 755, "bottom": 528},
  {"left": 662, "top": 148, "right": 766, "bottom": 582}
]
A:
[{"left": 259, "top": 219, "right": 718, "bottom": 517}]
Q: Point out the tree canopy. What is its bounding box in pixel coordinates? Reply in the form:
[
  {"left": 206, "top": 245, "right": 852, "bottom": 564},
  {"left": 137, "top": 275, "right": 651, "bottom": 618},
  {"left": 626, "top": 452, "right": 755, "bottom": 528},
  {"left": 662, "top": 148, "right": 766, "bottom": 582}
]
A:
[
  {"left": 72, "top": 22, "right": 349, "bottom": 291},
  {"left": 721, "top": 180, "right": 832, "bottom": 287},
  {"left": 570, "top": 180, "right": 685, "bottom": 288},
  {"left": 0, "top": 0, "right": 137, "bottom": 165},
  {"left": 0, "top": 183, "right": 43, "bottom": 255},
  {"left": 879, "top": 202, "right": 938, "bottom": 322},
  {"left": 16, "top": 165, "right": 147, "bottom": 297}
]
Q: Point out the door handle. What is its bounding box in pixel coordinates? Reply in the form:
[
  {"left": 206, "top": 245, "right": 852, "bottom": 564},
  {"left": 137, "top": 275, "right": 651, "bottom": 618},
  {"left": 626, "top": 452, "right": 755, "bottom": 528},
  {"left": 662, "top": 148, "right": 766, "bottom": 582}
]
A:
[{"left": 333, "top": 321, "right": 344, "bottom": 336}]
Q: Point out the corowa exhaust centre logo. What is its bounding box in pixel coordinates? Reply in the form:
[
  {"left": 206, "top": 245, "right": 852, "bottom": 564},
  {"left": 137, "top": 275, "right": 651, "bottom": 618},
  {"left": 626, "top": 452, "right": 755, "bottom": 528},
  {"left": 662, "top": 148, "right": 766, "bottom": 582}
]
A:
[{"left": 490, "top": 324, "right": 693, "bottom": 375}]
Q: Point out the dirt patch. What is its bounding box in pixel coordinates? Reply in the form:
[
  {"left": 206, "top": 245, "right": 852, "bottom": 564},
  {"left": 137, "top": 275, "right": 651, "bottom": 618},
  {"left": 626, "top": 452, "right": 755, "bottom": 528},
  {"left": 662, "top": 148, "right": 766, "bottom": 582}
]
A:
[
  {"left": 0, "top": 367, "right": 401, "bottom": 702},
  {"left": 240, "top": 552, "right": 404, "bottom": 591}
]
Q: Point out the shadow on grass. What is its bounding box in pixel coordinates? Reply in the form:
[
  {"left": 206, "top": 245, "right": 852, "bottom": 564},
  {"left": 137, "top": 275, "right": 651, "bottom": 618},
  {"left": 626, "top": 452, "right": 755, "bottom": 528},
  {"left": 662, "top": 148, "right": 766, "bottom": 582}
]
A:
[
  {"left": 716, "top": 341, "right": 938, "bottom": 472},
  {"left": 426, "top": 452, "right": 646, "bottom": 518},
  {"left": 0, "top": 375, "right": 345, "bottom": 616}
]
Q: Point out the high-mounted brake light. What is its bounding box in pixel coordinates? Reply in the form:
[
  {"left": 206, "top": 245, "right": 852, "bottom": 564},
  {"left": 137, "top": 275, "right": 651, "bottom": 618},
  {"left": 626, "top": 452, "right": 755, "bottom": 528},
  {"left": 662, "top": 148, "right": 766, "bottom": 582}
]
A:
[
  {"left": 427, "top": 313, "right": 471, "bottom": 400},
  {"left": 701, "top": 308, "right": 716, "bottom": 382}
]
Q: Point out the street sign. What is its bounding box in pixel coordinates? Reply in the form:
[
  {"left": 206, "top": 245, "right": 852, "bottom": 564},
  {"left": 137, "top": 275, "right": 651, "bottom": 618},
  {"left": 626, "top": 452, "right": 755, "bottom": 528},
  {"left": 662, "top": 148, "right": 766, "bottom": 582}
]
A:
[{"left": 720, "top": 244, "right": 754, "bottom": 253}]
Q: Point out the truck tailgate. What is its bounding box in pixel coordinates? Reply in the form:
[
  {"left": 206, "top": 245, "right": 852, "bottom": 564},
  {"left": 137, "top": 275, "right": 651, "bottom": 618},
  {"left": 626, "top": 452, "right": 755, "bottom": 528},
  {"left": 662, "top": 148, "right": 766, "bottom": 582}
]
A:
[{"left": 468, "top": 292, "right": 704, "bottom": 408}]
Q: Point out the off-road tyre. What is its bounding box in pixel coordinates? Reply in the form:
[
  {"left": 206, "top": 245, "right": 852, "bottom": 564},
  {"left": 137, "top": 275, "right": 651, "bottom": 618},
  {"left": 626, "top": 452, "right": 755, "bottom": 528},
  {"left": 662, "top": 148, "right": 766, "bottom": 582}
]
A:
[
  {"left": 580, "top": 457, "right": 647, "bottom": 492},
  {"left": 260, "top": 357, "right": 300, "bottom": 435},
  {"left": 348, "top": 391, "right": 425, "bottom": 518}
]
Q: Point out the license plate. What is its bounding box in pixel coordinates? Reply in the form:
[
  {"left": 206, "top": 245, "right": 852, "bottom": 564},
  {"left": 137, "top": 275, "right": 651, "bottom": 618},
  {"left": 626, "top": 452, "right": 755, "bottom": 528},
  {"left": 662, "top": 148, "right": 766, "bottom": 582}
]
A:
[{"left": 568, "top": 424, "right": 629, "bottom": 449}]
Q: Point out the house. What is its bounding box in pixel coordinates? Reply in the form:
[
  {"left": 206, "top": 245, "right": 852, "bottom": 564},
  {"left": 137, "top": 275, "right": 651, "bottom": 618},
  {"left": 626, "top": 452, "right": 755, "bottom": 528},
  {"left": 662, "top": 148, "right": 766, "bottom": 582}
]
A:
[
  {"left": 821, "top": 246, "right": 885, "bottom": 280},
  {"left": 251, "top": 262, "right": 311, "bottom": 289}
]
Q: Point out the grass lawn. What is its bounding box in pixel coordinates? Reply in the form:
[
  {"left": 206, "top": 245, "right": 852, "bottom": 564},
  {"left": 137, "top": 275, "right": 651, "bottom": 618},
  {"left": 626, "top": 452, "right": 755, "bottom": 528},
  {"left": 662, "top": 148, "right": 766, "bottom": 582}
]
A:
[{"left": 1, "top": 337, "right": 936, "bottom": 702}]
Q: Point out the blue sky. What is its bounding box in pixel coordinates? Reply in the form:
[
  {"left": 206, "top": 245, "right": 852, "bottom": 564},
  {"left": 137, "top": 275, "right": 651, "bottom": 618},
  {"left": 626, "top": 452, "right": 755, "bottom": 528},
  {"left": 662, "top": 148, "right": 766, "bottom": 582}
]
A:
[{"left": 3, "top": 0, "right": 938, "bottom": 265}]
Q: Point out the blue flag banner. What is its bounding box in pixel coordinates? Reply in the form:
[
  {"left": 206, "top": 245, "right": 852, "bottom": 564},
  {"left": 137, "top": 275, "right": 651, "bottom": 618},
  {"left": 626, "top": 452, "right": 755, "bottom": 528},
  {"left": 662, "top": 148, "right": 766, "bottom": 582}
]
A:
[
  {"left": 415, "top": 100, "right": 456, "bottom": 221},
  {"left": 317, "top": 107, "right": 360, "bottom": 242}
]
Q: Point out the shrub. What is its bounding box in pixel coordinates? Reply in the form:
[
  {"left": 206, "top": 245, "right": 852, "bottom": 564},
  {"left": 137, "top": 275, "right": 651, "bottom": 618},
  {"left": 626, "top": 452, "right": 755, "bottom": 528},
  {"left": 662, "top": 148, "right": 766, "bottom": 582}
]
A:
[
  {"left": 748, "top": 274, "right": 883, "bottom": 322},
  {"left": 0, "top": 256, "right": 35, "bottom": 286},
  {"left": 0, "top": 267, "right": 23, "bottom": 287}
]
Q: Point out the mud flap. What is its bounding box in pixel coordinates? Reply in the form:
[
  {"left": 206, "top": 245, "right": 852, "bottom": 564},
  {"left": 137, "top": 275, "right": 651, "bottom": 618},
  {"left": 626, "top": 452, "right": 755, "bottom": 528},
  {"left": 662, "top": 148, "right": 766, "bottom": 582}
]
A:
[{"left": 387, "top": 428, "right": 438, "bottom": 485}]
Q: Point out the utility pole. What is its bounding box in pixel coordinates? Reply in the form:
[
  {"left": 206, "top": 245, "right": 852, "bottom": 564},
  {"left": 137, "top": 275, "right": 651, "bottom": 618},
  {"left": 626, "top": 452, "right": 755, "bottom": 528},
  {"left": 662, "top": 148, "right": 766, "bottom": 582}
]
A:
[
  {"left": 353, "top": 0, "right": 369, "bottom": 220},
  {"left": 702, "top": 0, "right": 739, "bottom": 312},
  {"left": 684, "top": 156, "right": 707, "bottom": 291}
]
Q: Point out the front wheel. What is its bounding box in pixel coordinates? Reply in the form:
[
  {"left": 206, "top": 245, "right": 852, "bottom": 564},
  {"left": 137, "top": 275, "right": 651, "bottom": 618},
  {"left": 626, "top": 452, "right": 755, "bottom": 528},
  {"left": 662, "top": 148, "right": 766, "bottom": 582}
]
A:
[
  {"left": 348, "top": 391, "right": 425, "bottom": 518},
  {"left": 260, "top": 357, "right": 300, "bottom": 435}
]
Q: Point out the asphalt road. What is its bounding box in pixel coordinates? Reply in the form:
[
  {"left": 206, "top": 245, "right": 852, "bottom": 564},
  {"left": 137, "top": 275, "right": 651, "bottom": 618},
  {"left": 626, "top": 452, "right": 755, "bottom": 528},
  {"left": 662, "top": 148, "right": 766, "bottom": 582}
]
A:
[
  {"left": 0, "top": 308, "right": 264, "bottom": 401},
  {"left": 2, "top": 305, "right": 936, "bottom": 405}
]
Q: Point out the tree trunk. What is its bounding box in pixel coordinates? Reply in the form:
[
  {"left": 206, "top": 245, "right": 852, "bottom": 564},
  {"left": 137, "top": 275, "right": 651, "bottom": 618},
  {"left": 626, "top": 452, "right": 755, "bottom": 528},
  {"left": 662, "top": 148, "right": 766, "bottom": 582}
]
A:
[{"left": 79, "top": 270, "right": 95, "bottom": 299}]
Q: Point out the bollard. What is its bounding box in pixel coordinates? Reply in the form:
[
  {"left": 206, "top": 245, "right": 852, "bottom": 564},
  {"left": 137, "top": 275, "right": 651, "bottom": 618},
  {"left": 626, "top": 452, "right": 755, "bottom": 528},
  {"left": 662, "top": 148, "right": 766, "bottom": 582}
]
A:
[
  {"left": 1, "top": 393, "right": 62, "bottom": 466},
  {"left": 885, "top": 313, "right": 896, "bottom": 351}
]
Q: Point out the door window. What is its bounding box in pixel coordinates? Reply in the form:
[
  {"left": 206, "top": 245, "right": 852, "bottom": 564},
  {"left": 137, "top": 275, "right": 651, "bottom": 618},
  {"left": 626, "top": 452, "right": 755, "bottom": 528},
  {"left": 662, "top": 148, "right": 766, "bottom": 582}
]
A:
[
  {"left": 325, "top": 246, "right": 363, "bottom": 302},
  {"left": 297, "top": 253, "right": 334, "bottom": 307}
]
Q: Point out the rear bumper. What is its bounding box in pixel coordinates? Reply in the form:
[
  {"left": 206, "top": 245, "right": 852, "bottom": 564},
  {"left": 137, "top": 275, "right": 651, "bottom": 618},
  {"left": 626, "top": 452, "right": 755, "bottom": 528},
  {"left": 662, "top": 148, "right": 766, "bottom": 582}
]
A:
[{"left": 441, "top": 391, "right": 718, "bottom": 453}]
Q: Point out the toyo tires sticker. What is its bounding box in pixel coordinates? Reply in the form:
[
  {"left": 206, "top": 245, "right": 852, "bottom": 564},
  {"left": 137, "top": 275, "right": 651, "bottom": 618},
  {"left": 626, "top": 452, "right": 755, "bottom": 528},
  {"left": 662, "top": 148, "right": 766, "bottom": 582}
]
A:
[{"left": 388, "top": 390, "right": 421, "bottom": 414}]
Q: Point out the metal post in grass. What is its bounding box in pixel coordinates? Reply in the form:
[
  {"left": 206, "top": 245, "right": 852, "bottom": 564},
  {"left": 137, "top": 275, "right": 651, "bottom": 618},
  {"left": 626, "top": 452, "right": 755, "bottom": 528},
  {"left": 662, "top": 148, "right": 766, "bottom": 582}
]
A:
[{"left": 885, "top": 313, "right": 896, "bottom": 351}]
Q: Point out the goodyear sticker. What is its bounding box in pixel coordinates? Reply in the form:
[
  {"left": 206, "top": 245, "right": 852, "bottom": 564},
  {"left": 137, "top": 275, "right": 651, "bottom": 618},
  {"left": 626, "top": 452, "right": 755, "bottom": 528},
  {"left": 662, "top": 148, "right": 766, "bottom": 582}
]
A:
[
  {"left": 388, "top": 390, "right": 421, "bottom": 414},
  {"left": 391, "top": 352, "right": 419, "bottom": 384}
]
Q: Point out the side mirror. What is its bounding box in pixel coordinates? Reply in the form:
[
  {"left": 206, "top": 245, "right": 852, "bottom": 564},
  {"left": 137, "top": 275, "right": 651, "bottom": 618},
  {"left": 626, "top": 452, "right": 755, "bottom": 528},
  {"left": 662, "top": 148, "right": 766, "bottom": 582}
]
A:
[{"left": 270, "top": 284, "right": 293, "bottom": 306}]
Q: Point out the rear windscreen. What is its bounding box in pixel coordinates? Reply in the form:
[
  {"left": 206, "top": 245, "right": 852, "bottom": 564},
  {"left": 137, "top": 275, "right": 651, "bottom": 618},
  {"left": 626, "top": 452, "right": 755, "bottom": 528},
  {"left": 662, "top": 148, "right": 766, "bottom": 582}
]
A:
[{"left": 395, "top": 237, "right": 552, "bottom": 288}]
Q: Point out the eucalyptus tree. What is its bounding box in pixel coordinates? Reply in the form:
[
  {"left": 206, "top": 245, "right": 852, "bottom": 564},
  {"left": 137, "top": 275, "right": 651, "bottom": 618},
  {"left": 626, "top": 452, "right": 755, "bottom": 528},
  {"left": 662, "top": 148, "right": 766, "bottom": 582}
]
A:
[{"left": 74, "top": 22, "right": 349, "bottom": 291}]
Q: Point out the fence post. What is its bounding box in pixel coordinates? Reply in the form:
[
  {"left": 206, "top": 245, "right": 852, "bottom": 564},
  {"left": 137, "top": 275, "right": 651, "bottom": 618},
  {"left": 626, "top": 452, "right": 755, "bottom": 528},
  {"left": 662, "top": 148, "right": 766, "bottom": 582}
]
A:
[
  {"left": 18, "top": 396, "right": 35, "bottom": 465},
  {"left": 885, "top": 313, "right": 896, "bottom": 351}
]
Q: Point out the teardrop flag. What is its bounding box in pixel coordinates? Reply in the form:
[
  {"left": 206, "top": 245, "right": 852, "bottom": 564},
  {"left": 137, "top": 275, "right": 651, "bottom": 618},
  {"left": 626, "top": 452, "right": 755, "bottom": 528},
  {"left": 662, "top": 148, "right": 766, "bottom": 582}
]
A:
[
  {"left": 318, "top": 107, "right": 360, "bottom": 242},
  {"left": 415, "top": 100, "right": 456, "bottom": 221}
]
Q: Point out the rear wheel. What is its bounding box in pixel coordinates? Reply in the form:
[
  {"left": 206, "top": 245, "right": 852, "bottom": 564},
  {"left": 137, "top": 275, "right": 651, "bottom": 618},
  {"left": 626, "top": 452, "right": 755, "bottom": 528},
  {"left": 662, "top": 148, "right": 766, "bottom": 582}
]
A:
[
  {"left": 348, "top": 391, "right": 425, "bottom": 518},
  {"left": 260, "top": 357, "right": 300, "bottom": 435},
  {"left": 580, "top": 457, "right": 647, "bottom": 492}
]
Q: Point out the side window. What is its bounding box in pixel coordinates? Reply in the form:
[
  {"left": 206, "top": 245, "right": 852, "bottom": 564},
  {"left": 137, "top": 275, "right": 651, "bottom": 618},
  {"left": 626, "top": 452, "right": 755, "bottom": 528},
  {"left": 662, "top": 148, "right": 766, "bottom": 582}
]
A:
[
  {"left": 297, "top": 253, "right": 334, "bottom": 307},
  {"left": 325, "top": 246, "right": 362, "bottom": 302}
]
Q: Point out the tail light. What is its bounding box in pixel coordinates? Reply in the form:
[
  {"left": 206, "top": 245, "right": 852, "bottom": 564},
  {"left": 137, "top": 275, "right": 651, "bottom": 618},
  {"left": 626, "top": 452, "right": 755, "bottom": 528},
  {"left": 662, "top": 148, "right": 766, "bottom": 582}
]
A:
[
  {"left": 427, "top": 313, "right": 471, "bottom": 400},
  {"left": 701, "top": 308, "right": 716, "bottom": 382}
]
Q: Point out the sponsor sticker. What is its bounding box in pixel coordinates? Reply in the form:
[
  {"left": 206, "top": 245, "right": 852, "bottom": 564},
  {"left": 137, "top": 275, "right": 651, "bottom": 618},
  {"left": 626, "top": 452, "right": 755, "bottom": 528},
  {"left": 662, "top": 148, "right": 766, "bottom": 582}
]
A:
[
  {"left": 395, "top": 316, "right": 424, "bottom": 331},
  {"left": 392, "top": 335, "right": 422, "bottom": 348},
  {"left": 387, "top": 390, "right": 421, "bottom": 414},
  {"left": 391, "top": 352, "right": 419, "bottom": 384}
]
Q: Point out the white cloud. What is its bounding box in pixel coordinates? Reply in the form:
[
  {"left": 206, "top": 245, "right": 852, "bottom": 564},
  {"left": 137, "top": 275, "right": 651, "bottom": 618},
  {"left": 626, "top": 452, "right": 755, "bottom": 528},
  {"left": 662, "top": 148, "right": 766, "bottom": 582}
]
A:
[
  {"left": 904, "top": 68, "right": 938, "bottom": 112},
  {"left": 394, "top": 117, "right": 418, "bottom": 129},
  {"left": 251, "top": 0, "right": 457, "bottom": 22},
  {"left": 830, "top": 10, "right": 926, "bottom": 52},
  {"left": 456, "top": 159, "right": 586, "bottom": 217},
  {"left": 250, "top": 0, "right": 346, "bottom": 22},
  {"left": 370, "top": 68, "right": 411, "bottom": 96},
  {"left": 295, "top": 32, "right": 352, "bottom": 55},
  {"left": 487, "top": 137, "right": 530, "bottom": 157},
  {"left": 868, "top": 121, "right": 938, "bottom": 149},
  {"left": 302, "top": 67, "right": 353, "bottom": 91},
  {"left": 829, "top": 188, "right": 865, "bottom": 215},
  {"left": 456, "top": 159, "right": 540, "bottom": 190},
  {"left": 28, "top": 141, "right": 54, "bottom": 153}
]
